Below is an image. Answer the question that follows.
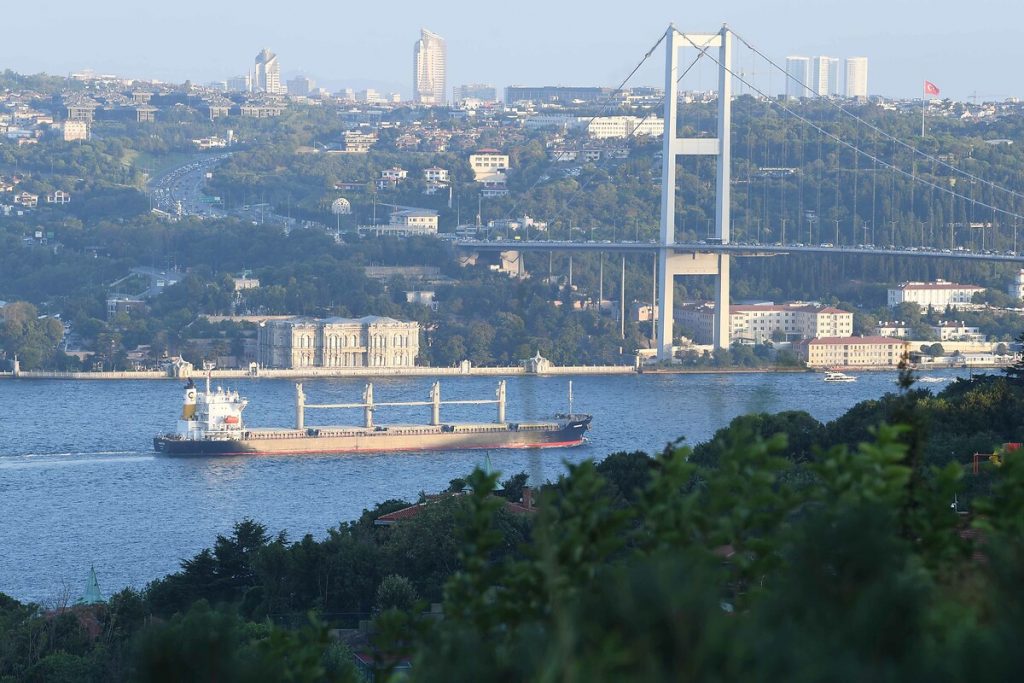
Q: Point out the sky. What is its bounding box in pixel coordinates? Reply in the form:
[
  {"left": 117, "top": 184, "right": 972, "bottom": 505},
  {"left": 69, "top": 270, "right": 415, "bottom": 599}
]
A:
[{"left": 2, "top": 0, "right": 1020, "bottom": 102}]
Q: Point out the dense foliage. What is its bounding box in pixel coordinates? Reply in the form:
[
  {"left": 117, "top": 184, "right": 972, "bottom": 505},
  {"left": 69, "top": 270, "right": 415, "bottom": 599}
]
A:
[{"left": 3, "top": 370, "right": 1024, "bottom": 680}]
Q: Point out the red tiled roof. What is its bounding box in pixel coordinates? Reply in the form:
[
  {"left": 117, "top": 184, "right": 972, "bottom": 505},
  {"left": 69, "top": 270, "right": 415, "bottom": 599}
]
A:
[
  {"left": 727, "top": 304, "right": 850, "bottom": 315},
  {"left": 897, "top": 282, "right": 983, "bottom": 291}
]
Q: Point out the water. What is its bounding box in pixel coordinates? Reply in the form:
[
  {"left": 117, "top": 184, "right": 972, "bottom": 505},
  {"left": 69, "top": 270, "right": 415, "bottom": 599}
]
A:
[{"left": 0, "top": 370, "right": 966, "bottom": 602}]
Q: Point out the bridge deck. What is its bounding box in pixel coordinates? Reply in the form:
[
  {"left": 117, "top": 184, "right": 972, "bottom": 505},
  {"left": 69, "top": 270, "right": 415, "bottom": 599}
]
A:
[{"left": 454, "top": 240, "right": 1024, "bottom": 263}]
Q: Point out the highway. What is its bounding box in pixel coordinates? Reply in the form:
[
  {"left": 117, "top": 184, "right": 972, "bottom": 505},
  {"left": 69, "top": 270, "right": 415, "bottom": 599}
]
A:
[{"left": 147, "top": 153, "right": 230, "bottom": 218}]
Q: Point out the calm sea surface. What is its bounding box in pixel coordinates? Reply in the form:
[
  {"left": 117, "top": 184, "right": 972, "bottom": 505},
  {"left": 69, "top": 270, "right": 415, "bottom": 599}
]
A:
[{"left": 0, "top": 370, "right": 968, "bottom": 602}]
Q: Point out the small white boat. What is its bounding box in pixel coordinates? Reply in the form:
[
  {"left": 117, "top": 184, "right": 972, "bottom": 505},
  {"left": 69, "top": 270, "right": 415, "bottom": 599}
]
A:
[
  {"left": 823, "top": 371, "right": 857, "bottom": 382},
  {"left": 918, "top": 376, "right": 947, "bottom": 383}
]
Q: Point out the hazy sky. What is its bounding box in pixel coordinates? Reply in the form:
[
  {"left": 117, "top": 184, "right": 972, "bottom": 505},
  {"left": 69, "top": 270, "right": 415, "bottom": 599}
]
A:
[{"left": 3, "top": 1, "right": 1019, "bottom": 101}]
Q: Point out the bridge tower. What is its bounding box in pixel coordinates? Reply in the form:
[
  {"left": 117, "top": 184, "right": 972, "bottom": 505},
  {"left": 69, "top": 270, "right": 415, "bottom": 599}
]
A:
[{"left": 657, "top": 25, "right": 732, "bottom": 359}]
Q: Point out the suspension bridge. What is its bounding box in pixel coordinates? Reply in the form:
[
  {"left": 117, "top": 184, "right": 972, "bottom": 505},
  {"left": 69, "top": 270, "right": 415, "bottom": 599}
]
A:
[{"left": 455, "top": 24, "right": 1024, "bottom": 359}]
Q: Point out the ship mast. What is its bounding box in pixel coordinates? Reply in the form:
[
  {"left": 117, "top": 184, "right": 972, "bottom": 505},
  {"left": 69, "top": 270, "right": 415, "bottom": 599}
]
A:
[{"left": 203, "top": 360, "right": 215, "bottom": 394}]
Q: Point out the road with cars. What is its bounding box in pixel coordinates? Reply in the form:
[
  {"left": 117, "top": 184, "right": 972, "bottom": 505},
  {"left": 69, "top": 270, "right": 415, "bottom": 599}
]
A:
[{"left": 147, "top": 153, "right": 230, "bottom": 218}]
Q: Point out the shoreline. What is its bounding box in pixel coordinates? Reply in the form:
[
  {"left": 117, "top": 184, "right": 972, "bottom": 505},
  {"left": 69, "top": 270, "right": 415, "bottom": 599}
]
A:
[{"left": 1, "top": 364, "right": 995, "bottom": 381}]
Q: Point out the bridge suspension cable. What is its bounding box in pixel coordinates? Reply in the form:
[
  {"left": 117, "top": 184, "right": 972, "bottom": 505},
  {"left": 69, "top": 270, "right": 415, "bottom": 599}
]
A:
[
  {"left": 678, "top": 30, "right": 1024, "bottom": 222},
  {"left": 728, "top": 28, "right": 1024, "bottom": 208}
]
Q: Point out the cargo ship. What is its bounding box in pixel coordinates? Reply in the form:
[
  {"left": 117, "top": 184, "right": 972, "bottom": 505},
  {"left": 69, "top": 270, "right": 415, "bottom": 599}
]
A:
[{"left": 153, "top": 376, "right": 591, "bottom": 456}]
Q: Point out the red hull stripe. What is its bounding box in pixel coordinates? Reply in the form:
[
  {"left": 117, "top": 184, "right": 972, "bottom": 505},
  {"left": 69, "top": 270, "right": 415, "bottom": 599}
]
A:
[{"left": 158, "top": 439, "right": 586, "bottom": 456}]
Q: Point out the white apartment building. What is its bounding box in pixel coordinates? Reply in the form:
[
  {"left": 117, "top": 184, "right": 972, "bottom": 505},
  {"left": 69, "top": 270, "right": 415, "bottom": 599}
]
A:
[
  {"left": 380, "top": 167, "right": 409, "bottom": 182},
  {"left": 887, "top": 280, "right": 985, "bottom": 310},
  {"left": 413, "top": 28, "right": 446, "bottom": 105},
  {"left": 258, "top": 316, "right": 419, "bottom": 369},
  {"left": 386, "top": 208, "right": 439, "bottom": 235},
  {"left": 875, "top": 322, "right": 911, "bottom": 338},
  {"left": 799, "top": 336, "right": 908, "bottom": 368},
  {"left": 812, "top": 56, "right": 840, "bottom": 97},
  {"left": 931, "top": 321, "right": 985, "bottom": 342},
  {"left": 1009, "top": 269, "right": 1024, "bottom": 300},
  {"left": 678, "top": 302, "right": 853, "bottom": 345},
  {"left": 585, "top": 115, "right": 665, "bottom": 139},
  {"left": 785, "top": 56, "right": 812, "bottom": 99},
  {"left": 469, "top": 150, "right": 509, "bottom": 182},
  {"left": 62, "top": 120, "right": 89, "bottom": 142},
  {"left": 844, "top": 57, "right": 868, "bottom": 98},
  {"left": 423, "top": 167, "right": 450, "bottom": 183}
]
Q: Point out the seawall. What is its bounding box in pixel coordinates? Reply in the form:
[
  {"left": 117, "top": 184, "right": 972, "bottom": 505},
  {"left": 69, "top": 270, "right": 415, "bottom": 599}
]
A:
[{"left": 0, "top": 365, "right": 637, "bottom": 381}]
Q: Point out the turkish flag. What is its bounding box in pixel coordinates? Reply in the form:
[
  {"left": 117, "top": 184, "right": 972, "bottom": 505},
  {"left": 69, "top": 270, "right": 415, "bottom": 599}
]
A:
[{"left": 924, "top": 81, "right": 940, "bottom": 96}]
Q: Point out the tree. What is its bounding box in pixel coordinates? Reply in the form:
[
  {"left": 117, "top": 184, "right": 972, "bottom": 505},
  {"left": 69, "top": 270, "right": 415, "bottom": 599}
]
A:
[
  {"left": 0, "top": 301, "right": 64, "bottom": 369},
  {"left": 374, "top": 575, "right": 419, "bottom": 613}
]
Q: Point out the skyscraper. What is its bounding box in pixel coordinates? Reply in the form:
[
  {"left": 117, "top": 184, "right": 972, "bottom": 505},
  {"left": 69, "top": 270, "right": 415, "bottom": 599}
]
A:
[
  {"left": 811, "top": 56, "right": 840, "bottom": 97},
  {"left": 255, "top": 48, "right": 283, "bottom": 95},
  {"left": 844, "top": 57, "right": 868, "bottom": 98},
  {"left": 414, "top": 29, "right": 446, "bottom": 105},
  {"left": 785, "top": 56, "right": 811, "bottom": 99}
]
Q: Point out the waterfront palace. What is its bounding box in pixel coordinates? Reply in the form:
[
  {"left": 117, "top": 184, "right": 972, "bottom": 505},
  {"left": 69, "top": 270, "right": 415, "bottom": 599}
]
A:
[{"left": 257, "top": 316, "right": 419, "bottom": 369}]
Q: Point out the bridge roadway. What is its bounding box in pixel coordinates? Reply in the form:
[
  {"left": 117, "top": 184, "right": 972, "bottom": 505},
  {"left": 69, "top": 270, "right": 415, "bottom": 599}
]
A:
[{"left": 454, "top": 240, "right": 1024, "bottom": 264}]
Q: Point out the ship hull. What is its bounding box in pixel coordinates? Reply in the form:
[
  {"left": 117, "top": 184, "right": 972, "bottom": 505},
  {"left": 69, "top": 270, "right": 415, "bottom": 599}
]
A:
[{"left": 154, "top": 418, "right": 591, "bottom": 456}]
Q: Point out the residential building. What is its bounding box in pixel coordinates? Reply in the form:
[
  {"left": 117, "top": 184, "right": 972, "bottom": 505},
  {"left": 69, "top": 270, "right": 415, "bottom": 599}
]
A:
[
  {"left": 798, "top": 336, "right": 908, "bottom": 368},
  {"left": 258, "top": 316, "right": 419, "bottom": 369},
  {"left": 227, "top": 74, "right": 252, "bottom": 93},
  {"left": 106, "top": 297, "right": 146, "bottom": 320},
  {"left": 65, "top": 99, "right": 98, "bottom": 122},
  {"left": 678, "top": 302, "right": 853, "bottom": 345},
  {"left": 469, "top": 150, "right": 509, "bottom": 182},
  {"left": 875, "top": 322, "right": 911, "bottom": 338},
  {"left": 413, "top": 28, "right": 447, "bottom": 105},
  {"left": 358, "top": 89, "right": 386, "bottom": 104},
  {"left": 811, "top": 56, "right": 840, "bottom": 97},
  {"left": 405, "top": 290, "right": 438, "bottom": 310},
  {"left": 844, "top": 57, "right": 868, "bottom": 98},
  {"left": 785, "top": 56, "right": 812, "bottom": 99},
  {"left": 254, "top": 48, "right": 283, "bottom": 94},
  {"left": 632, "top": 303, "right": 658, "bottom": 323},
  {"left": 453, "top": 83, "right": 497, "bottom": 104},
  {"left": 286, "top": 75, "right": 315, "bottom": 97},
  {"left": 62, "top": 120, "right": 89, "bottom": 142},
  {"left": 1009, "top": 269, "right": 1024, "bottom": 300},
  {"left": 931, "top": 321, "right": 985, "bottom": 342},
  {"left": 887, "top": 280, "right": 985, "bottom": 310},
  {"left": 239, "top": 103, "right": 284, "bottom": 118},
  {"left": 423, "top": 167, "right": 450, "bottom": 183},
  {"left": 585, "top": 115, "right": 664, "bottom": 139},
  {"left": 342, "top": 130, "right": 377, "bottom": 153},
  {"left": 45, "top": 190, "right": 71, "bottom": 204},
  {"left": 385, "top": 208, "right": 438, "bottom": 235},
  {"left": 231, "top": 273, "right": 261, "bottom": 291},
  {"left": 378, "top": 167, "right": 408, "bottom": 189},
  {"left": 13, "top": 192, "right": 38, "bottom": 208},
  {"left": 504, "top": 86, "right": 613, "bottom": 105}
]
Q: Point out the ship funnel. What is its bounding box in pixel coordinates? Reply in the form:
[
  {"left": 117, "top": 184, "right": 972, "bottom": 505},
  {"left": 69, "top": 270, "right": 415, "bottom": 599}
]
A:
[
  {"left": 295, "top": 383, "right": 305, "bottom": 430},
  {"left": 181, "top": 384, "right": 198, "bottom": 420},
  {"left": 363, "top": 383, "right": 374, "bottom": 428},
  {"left": 430, "top": 381, "right": 441, "bottom": 426}
]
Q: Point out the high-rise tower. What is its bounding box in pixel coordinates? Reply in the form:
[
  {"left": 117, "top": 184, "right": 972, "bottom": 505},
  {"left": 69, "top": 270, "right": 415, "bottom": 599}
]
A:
[
  {"left": 414, "top": 29, "right": 446, "bottom": 105},
  {"left": 811, "top": 56, "right": 840, "bottom": 97},
  {"left": 255, "top": 48, "right": 283, "bottom": 95},
  {"left": 844, "top": 57, "right": 868, "bottom": 98},
  {"left": 785, "top": 56, "right": 811, "bottom": 99}
]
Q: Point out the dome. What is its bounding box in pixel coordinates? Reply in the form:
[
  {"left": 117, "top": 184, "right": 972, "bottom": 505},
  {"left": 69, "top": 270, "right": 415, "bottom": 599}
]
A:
[{"left": 330, "top": 197, "right": 352, "bottom": 215}]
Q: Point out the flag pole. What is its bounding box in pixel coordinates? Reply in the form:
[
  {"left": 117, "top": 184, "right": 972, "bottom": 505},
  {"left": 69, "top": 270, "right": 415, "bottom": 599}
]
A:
[{"left": 921, "top": 82, "right": 926, "bottom": 137}]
